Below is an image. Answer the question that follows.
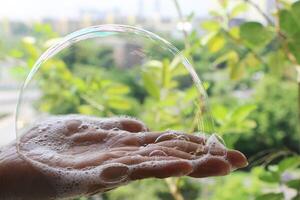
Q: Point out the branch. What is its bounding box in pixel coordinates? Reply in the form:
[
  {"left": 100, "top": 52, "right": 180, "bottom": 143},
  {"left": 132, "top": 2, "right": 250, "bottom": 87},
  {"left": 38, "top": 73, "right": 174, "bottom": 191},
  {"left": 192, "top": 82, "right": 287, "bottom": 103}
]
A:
[
  {"left": 274, "top": 0, "right": 298, "bottom": 65},
  {"left": 274, "top": 0, "right": 300, "bottom": 123},
  {"left": 165, "top": 178, "right": 184, "bottom": 200},
  {"left": 172, "top": 0, "right": 190, "bottom": 49},
  {"left": 222, "top": 29, "right": 270, "bottom": 69},
  {"left": 243, "top": 0, "right": 274, "bottom": 25}
]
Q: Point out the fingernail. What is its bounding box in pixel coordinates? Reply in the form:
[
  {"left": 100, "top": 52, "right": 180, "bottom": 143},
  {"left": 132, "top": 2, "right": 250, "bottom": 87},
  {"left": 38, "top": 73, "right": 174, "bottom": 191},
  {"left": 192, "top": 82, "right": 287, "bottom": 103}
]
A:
[{"left": 226, "top": 150, "right": 248, "bottom": 170}]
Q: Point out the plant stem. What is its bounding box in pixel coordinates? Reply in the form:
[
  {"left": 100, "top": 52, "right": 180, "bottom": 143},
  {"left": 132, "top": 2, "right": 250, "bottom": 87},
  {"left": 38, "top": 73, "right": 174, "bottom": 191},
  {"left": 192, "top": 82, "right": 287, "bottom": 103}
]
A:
[
  {"left": 222, "top": 29, "right": 269, "bottom": 69},
  {"left": 243, "top": 0, "right": 274, "bottom": 25},
  {"left": 165, "top": 1, "right": 190, "bottom": 199},
  {"left": 297, "top": 67, "right": 300, "bottom": 124},
  {"left": 165, "top": 178, "right": 184, "bottom": 200},
  {"left": 274, "top": 0, "right": 300, "bottom": 125},
  {"left": 172, "top": 0, "right": 190, "bottom": 49}
]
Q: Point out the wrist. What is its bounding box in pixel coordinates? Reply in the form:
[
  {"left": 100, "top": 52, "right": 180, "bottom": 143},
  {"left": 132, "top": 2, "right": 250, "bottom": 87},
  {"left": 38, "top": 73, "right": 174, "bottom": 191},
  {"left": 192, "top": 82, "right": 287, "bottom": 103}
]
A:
[{"left": 0, "top": 144, "right": 56, "bottom": 200}]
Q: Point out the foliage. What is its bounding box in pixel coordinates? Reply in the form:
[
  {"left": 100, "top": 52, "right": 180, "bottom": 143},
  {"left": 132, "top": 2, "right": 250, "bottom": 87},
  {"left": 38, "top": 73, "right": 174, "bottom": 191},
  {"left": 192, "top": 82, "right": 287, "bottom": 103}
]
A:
[
  {"left": 236, "top": 76, "right": 299, "bottom": 156},
  {"left": 139, "top": 58, "right": 201, "bottom": 131},
  {"left": 3, "top": 0, "right": 300, "bottom": 199},
  {"left": 103, "top": 179, "right": 172, "bottom": 200}
]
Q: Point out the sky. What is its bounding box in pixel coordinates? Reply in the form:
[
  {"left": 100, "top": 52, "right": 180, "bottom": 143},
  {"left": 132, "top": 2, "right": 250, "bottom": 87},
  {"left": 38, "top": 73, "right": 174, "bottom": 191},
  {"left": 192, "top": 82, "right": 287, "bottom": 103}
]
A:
[{"left": 0, "top": 0, "right": 215, "bottom": 21}]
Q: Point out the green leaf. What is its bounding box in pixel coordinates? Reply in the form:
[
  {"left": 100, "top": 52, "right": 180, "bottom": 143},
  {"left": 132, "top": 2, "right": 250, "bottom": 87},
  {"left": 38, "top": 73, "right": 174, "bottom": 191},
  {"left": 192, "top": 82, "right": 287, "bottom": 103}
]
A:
[
  {"left": 229, "top": 62, "right": 245, "bottom": 80},
  {"left": 243, "top": 53, "right": 260, "bottom": 68},
  {"left": 286, "top": 179, "right": 300, "bottom": 190},
  {"left": 208, "top": 34, "right": 226, "bottom": 53},
  {"left": 106, "top": 84, "right": 130, "bottom": 95},
  {"left": 278, "top": 156, "right": 300, "bottom": 172},
  {"left": 217, "top": 51, "right": 242, "bottom": 80},
  {"left": 142, "top": 71, "right": 160, "bottom": 99},
  {"left": 107, "top": 97, "right": 132, "bottom": 110},
  {"left": 201, "top": 20, "right": 220, "bottom": 31},
  {"left": 212, "top": 105, "right": 228, "bottom": 124},
  {"left": 287, "top": 34, "right": 300, "bottom": 64},
  {"left": 219, "top": 0, "right": 229, "bottom": 8},
  {"left": 144, "top": 60, "right": 163, "bottom": 69},
  {"left": 169, "top": 56, "right": 189, "bottom": 77},
  {"left": 291, "top": 1, "right": 300, "bottom": 19},
  {"left": 231, "top": 3, "right": 248, "bottom": 18},
  {"left": 279, "top": 2, "right": 300, "bottom": 64},
  {"left": 279, "top": 9, "right": 300, "bottom": 37},
  {"left": 267, "top": 50, "right": 286, "bottom": 75},
  {"left": 78, "top": 105, "right": 97, "bottom": 115},
  {"left": 162, "top": 60, "right": 171, "bottom": 88},
  {"left": 9, "top": 49, "right": 24, "bottom": 58},
  {"left": 213, "top": 51, "right": 239, "bottom": 67},
  {"left": 256, "top": 193, "right": 284, "bottom": 200},
  {"left": 240, "top": 22, "right": 274, "bottom": 49},
  {"left": 259, "top": 170, "right": 280, "bottom": 183},
  {"left": 229, "top": 26, "right": 240, "bottom": 39},
  {"left": 9, "top": 66, "right": 28, "bottom": 79},
  {"left": 183, "top": 87, "right": 198, "bottom": 102},
  {"left": 231, "top": 105, "right": 257, "bottom": 123}
]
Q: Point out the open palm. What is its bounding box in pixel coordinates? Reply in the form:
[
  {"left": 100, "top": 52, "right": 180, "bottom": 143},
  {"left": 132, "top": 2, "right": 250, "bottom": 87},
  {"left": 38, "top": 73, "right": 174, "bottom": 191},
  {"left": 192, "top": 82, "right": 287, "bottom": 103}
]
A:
[{"left": 18, "top": 115, "right": 248, "bottom": 198}]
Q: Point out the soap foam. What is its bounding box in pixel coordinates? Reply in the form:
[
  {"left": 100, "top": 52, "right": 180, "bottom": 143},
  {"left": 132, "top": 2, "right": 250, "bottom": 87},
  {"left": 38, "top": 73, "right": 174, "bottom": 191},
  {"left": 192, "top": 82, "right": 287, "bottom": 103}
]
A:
[{"left": 17, "top": 115, "right": 134, "bottom": 198}]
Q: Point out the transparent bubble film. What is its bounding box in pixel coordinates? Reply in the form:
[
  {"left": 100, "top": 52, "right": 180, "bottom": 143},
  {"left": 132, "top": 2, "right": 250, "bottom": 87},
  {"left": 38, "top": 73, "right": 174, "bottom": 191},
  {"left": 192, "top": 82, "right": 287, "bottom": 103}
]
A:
[{"left": 15, "top": 25, "right": 217, "bottom": 197}]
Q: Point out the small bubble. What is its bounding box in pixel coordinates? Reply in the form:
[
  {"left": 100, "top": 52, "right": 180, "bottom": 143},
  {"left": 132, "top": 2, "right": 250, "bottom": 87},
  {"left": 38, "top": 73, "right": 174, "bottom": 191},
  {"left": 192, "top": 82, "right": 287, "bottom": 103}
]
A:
[
  {"left": 176, "top": 135, "right": 190, "bottom": 141},
  {"left": 80, "top": 124, "right": 88, "bottom": 129},
  {"left": 65, "top": 119, "right": 82, "bottom": 132},
  {"left": 149, "top": 150, "right": 168, "bottom": 157},
  {"left": 154, "top": 132, "right": 177, "bottom": 143}
]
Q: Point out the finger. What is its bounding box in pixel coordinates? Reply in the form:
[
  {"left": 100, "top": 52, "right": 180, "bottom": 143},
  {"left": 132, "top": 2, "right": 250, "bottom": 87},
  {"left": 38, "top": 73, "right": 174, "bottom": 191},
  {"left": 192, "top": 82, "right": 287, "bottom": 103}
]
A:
[
  {"left": 110, "top": 135, "right": 141, "bottom": 147},
  {"left": 100, "top": 117, "right": 148, "bottom": 132},
  {"left": 108, "top": 155, "right": 179, "bottom": 165},
  {"left": 188, "top": 156, "right": 231, "bottom": 178},
  {"left": 70, "top": 130, "right": 109, "bottom": 144},
  {"left": 226, "top": 150, "right": 248, "bottom": 170},
  {"left": 111, "top": 146, "right": 140, "bottom": 152},
  {"left": 103, "top": 155, "right": 178, "bottom": 169},
  {"left": 135, "top": 145, "right": 193, "bottom": 159},
  {"left": 56, "top": 151, "right": 125, "bottom": 169},
  {"left": 138, "top": 131, "right": 206, "bottom": 146},
  {"left": 130, "top": 159, "right": 193, "bottom": 180},
  {"left": 155, "top": 140, "right": 208, "bottom": 155},
  {"left": 99, "top": 163, "right": 130, "bottom": 184},
  {"left": 118, "top": 117, "right": 149, "bottom": 132},
  {"left": 58, "top": 148, "right": 141, "bottom": 169}
]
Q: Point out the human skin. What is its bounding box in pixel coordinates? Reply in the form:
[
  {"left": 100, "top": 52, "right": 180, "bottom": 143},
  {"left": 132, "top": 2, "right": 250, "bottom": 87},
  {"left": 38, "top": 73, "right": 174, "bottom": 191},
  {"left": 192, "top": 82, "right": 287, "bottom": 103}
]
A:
[{"left": 0, "top": 115, "right": 248, "bottom": 200}]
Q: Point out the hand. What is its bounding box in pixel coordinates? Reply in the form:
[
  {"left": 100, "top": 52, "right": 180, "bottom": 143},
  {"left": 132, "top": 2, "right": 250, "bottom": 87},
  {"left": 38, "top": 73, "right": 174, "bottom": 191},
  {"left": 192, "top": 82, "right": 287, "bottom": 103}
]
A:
[{"left": 0, "top": 115, "right": 248, "bottom": 199}]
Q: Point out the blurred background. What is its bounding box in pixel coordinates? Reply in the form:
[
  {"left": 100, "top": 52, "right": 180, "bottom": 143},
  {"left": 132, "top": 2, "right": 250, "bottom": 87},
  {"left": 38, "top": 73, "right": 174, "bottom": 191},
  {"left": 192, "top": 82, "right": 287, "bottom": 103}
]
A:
[{"left": 0, "top": 0, "right": 299, "bottom": 199}]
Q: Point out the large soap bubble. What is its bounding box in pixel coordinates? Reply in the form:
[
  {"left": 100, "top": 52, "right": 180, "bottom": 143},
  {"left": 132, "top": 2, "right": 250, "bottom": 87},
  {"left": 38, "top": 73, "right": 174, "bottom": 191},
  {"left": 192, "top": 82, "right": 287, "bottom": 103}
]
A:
[{"left": 15, "top": 24, "right": 215, "bottom": 161}]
